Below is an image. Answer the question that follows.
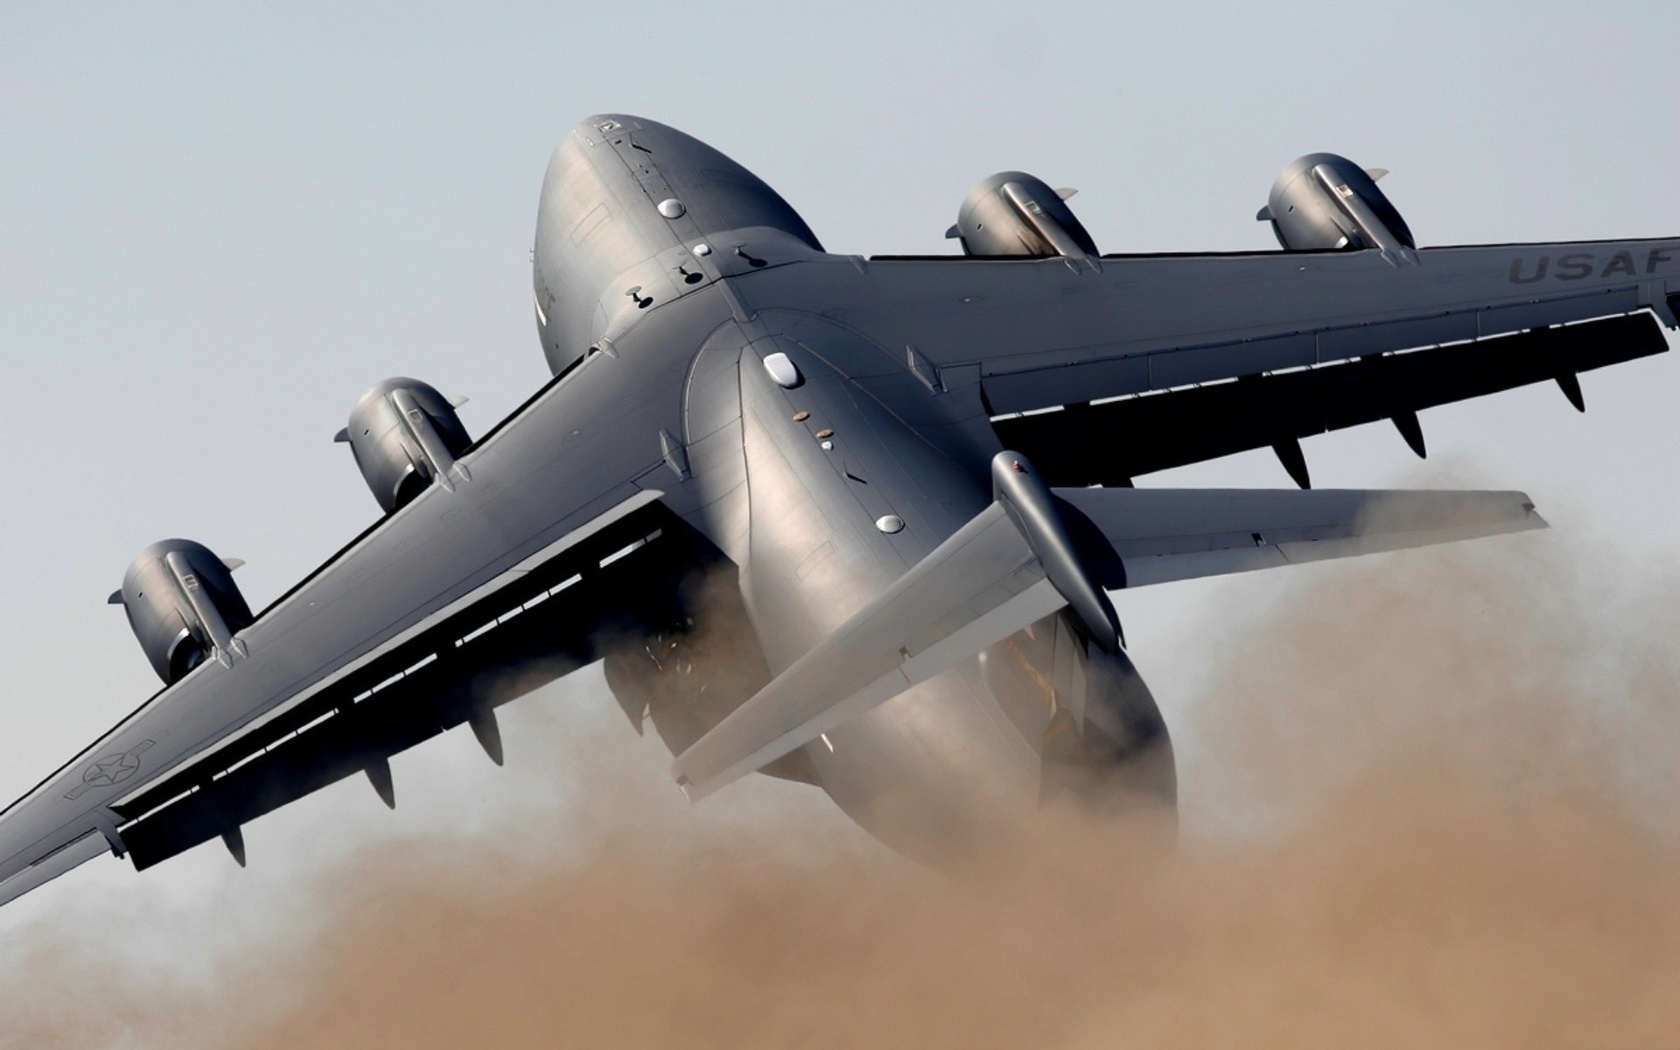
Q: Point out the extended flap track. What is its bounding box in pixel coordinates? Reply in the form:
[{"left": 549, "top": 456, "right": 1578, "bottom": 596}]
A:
[
  {"left": 111, "top": 508, "right": 696, "bottom": 872},
  {"left": 994, "top": 312, "right": 1668, "bottom": 487}
]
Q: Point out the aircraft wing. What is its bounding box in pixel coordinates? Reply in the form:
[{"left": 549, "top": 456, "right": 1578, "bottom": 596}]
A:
[
  {"left": 0, "top": 490, "right": 697, "bottom": 906},
  {"left": 741, "top": 238, "right": 1677, "bottom": 484},
  {"left": 0, "top": 317, "right": 721, "bottom": 908}
]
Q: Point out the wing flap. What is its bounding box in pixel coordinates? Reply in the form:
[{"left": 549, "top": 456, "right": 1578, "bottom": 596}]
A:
[
  {"left": 0, "top": 832, "right": 108, "bottom": 909},
  {"left": 113, "top": 510, "right": 705, "bottom": 871},
  {"left": 997, "top": 312, "right": 1667, "bottom": 485},
  {"left": 951, "top": 242, "right": 1674, "bottom": 415},
  {"left": 782, "top": 240, "right": 1678, "bottom": 423},
  {"left": 0, "top": 493, "right": 701, "bottom": 904}
]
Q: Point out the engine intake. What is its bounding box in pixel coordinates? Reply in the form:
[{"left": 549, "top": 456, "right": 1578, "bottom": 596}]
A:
[
  {"left": 335, "top": 378, "right": 472, "bottom": 513},
  {"left": 948, "top": 171, "right": 1098, "bottom": 260},
  {"left": 110, "top": 539, "right": 253, "bottom": 683},
  {"left": 1259, "top": 153, "right": 1415, "bottom": 263}
]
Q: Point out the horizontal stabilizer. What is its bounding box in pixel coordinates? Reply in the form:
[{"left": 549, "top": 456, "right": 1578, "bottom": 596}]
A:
[
  {"left": 1054, "top": 486, "right": 1544, "bottom": 588},
  {"left": 674, "top": 477, "right": 1543, "bottom": 800},
  {"left": 671, "top": 502, "right": 1065, "bottom": 800}
]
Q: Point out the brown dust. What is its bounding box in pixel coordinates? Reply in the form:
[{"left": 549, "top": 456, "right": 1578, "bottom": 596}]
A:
[{"left": 1, "top": 535, "right": 1675, "bottom": 1049}]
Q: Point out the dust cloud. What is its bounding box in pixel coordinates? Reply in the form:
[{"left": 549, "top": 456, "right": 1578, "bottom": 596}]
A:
[{"left": 2, "top": 534, "right": 1677, "bottom": 1049}]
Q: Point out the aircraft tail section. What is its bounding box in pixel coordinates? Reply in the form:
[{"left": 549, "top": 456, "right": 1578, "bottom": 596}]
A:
[
  {"left": 671, "top": 453, "right": 1545, "bottom": 801},
  {"left": 672, "top": 499, "right": 1067, "bottom": 800}
]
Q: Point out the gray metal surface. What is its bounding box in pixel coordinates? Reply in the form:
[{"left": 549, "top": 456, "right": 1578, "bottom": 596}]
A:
[
  {"left": 113, "top": 540, "right": 253, "bottom": 684},
  {"left": 336, "top": 378, "right": 473, "bottom": 513},
  {"left": 951, "top": 171, "right": 1098, "bottom": 261},
  {"left": 1057, "top": 487, "right": 1546, "bottom": 587},
  {"left": 1261, "top": 152, "right": 1416, "bottom": 261},
  {"left": 672, "top": 475, "right": 1543, "bottom": 801},
  {"left": 0, "top": 112, "right": 1672, "bottom": 904}
]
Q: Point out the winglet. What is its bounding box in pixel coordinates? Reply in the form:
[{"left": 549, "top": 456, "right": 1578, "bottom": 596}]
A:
[
  {"left": 107, "top": 590, "right": 124, "bottom": 605},
  {"left": 1256, "top": 206, "right": 1273, "bottom": 222},
  {"left": 333, "top": 427, "right": 350, "bottom": 444}
]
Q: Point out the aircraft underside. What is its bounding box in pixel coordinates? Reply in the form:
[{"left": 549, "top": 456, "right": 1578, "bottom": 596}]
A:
[
  {"left": 0, "top": 110, "right": 1671, "bottom": 906},
  {"left": 602, "top": 326, "right": 1179, "bottom": 856}
]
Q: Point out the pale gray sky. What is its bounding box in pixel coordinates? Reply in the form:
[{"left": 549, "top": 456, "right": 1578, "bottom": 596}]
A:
[{"left": 2, "top": 0, "right": 1678, "bottom": 953}]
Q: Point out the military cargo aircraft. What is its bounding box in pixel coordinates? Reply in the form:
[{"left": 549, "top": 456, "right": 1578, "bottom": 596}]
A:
[{"left": 1, "top": 114, "right": 1674, "bottom": 903}]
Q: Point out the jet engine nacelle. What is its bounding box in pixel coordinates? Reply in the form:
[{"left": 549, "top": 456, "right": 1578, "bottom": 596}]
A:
[
  {"left": 335, "top": 378, "right": 472, "bottom": 514},
  {"left": 111, "top": 539, "right": 253, "bottom": 684},
  {"left": 949, "top": 171, "right": 1098, "bottom": 259},
  {"left": 1259, "top": 152, "right": 1415, "bottom": 259}
]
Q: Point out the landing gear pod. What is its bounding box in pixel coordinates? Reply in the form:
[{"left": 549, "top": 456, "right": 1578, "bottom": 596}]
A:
[
  {"left": 110, "top": 540, "right": 253, "bottom": 683},
  {"left": 334, "top": 378, "right": 472, "bottom": 514},
  {"left": 1259, "top": 153, "right": 1415, "bottom": 263},
  {"left": 948, "top": 171, "right": 1098, "bottom": 260},
  {"left": 978, "top": 614, "right": 1175, "bottom": 810}
]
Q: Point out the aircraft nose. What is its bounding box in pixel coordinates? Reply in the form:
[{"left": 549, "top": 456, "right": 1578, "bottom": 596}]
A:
[{"left": 565, "top": 113, "right": 823, "bottom": 252}]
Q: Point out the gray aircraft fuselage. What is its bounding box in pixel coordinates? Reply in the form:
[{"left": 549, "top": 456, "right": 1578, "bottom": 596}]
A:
[
  {"left": 10, "top": 106, "right": 1657, "bottom": 903},
  {"left": 531, "top": 116, "right": 1169, "bottom": 852}
]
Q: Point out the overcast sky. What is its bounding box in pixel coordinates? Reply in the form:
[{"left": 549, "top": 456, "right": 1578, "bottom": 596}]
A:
[{"left": 2, "top": 0, "right": 1678, "bottom": 952}]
